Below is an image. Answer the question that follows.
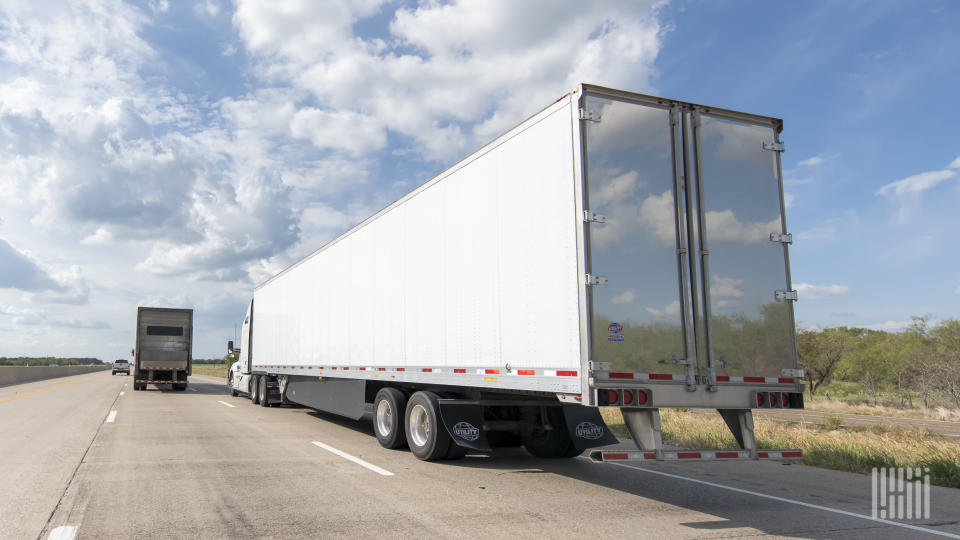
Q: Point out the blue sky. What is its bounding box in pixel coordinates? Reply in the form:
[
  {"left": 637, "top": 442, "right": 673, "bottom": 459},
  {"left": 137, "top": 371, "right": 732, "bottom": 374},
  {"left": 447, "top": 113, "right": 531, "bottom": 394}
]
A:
[{"left": 0, "top": 0, "right": 957, "bottom": 361}]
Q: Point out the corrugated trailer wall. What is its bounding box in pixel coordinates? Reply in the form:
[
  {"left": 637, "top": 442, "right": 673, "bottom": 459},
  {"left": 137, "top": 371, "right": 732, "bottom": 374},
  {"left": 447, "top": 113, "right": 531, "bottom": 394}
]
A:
[{"left": 253, "top": 96, "right": 584, "bottom": 387}]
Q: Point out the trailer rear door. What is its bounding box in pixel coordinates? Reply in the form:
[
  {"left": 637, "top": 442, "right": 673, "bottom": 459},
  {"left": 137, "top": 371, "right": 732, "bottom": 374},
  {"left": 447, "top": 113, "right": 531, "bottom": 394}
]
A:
[{"left": 580, "top": 87, "right": 798, "bottom": 388}]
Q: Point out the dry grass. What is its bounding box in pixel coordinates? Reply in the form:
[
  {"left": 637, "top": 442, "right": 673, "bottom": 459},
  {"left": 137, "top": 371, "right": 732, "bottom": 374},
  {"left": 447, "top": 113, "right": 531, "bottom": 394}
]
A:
[
  {"left": 600, "top": 407, "right": 960, "bottom": 488},
  {"left": 191, "top": 363, "right": 228, "bottom": 378},
  {"left": 805, "top": 398, "right": 960, "bottom": 422}
]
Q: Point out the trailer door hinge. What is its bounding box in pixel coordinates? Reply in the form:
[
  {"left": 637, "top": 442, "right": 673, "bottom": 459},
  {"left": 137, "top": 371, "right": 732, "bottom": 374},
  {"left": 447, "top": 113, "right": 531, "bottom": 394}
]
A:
[
  {"left": 583, "top": 210, "right": 607, "bottom": 223},
  {"left": 762, "top": 141, "right": 785, "bottom": 152},
  {"left": 586, "top": 274, "right": 608, "bottom": 286},
  {"left": 774, "top": 290, "right": 798, "bottom": 302},
  {"left": 579, "top": 108, "right": 601, "bottom": 122},
  {"left": 770, "top": 232, "right": 793, "bottom": 244}
]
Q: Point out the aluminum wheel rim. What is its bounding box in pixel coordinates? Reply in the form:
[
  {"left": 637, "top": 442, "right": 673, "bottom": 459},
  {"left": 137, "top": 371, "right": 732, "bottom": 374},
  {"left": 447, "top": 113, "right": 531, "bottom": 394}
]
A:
[
  {"left": 408, "top": 403, "right": 431, "bottom": 448},
  {"left": 376, "top": 399, "right": 393, "bottom": 437}
]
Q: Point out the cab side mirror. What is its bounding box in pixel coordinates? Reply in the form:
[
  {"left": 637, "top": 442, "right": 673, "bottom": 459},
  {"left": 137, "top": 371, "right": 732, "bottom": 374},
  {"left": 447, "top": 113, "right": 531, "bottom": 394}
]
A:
[{"left": 227, "top": 341, "right": 234, "bottom": 353}]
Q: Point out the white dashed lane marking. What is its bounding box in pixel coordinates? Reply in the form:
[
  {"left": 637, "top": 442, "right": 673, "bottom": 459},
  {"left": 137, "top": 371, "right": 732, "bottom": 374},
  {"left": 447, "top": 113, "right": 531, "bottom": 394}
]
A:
[
  {"left": 312, "top": 441, "right": 394, "bottom": 476},
  {"left": 48, "top": 525, "right": 77, "bottom": 540}
]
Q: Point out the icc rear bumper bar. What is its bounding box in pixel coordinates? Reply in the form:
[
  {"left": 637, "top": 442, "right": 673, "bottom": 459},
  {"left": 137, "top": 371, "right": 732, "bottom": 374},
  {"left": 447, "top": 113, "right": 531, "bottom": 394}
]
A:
[{"left": 589, "top": 449, "right": 803, "bottom": 463}]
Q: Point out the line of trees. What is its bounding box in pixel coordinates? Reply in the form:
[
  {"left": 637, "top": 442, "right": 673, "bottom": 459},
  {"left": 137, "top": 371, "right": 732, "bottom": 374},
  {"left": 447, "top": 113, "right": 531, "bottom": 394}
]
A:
[
  {"left": 0, "top": 357, "right": 104, "bottom": 366},
  {"left": 798, "top": 316, "right": 960, "bottom": 408}
]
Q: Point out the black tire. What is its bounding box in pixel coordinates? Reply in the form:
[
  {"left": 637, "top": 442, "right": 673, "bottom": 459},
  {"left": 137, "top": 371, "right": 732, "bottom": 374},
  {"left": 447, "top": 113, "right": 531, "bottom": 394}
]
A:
[
  {"left": 250, "top": 376, "right": 260, "bottom": 404},
  {"left": 133, "top": 383, "right": 139, "bottom": 391},
  {"left": 258, "top": 377, "right": 269, "bottom": 407},
  {"left": 405, "top": 391, "right": 452, "bottom": 461},
  {"left": 229, "top": 376, "right": 238, "bottom": 397},
  {"left": 522, "top": 407, "right": 580, "bottom": 458},
  {"left": 373, "top": 388, "right": 408, "bottom": 449},
  {"left": 111, "top": 372, "right": 115, "bottom": 376}
]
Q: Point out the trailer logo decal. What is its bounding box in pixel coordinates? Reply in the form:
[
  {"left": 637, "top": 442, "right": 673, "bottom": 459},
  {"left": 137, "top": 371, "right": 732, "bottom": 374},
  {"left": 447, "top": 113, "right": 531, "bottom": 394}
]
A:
[
  {"left": 607, "top": 322, "right": 624, "bottom": 342},
  {"left": 453, "top": 421, "right": 480, "bottom": 442},
  {"left": 575, "top": 422, "right": 605, "bottom": 440}
]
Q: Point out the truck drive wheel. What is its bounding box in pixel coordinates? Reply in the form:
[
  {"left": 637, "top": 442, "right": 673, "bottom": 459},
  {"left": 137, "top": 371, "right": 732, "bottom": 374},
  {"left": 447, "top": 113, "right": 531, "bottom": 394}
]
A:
[
  {"left": 405, "top": 391, "right": 454, "bottom": 461},
  {"left": 374, "top": 388, "right": 408, "bottom": 449},
  {"left": 229, "top": 376, "right": 238, "bottom": 397},
  {"left": 258, "top": 376, "right": 270, "bottom": 407},
  {"left": 250, "top": 376, "right": 260, "bottom": 404},
  {"left": 522, "top": 407, "right": 580, "bottom": 458}
]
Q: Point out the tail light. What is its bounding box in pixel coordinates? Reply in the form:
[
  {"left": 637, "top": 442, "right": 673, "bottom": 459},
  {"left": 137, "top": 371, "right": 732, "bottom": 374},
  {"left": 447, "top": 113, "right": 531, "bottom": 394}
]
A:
[
  {"left": 636, "top": 390, "right": 648, "bottom": 405},
  {"left": 781, "top": 392, "right": 789, "bottom": 407},
  {"left": 621, "top": 390, "right": 634, "bottom": 405},
  {"left": 598, "top": 389, "right": 619, "bottom": 406},
  {"left": 756, "top": 392, "right": 765, "bottom": 407}
]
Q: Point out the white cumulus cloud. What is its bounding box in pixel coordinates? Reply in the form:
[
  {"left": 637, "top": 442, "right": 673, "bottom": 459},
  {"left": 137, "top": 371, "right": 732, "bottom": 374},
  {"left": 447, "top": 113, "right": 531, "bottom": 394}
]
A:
[
  {"left": 610, "top": 289, "right": 636, "bottom": 305},
  {"left": 798, "top": 156, "right": 824, "bottom": 167},
  {"left": 644, "top": 300, "right": 680, "bottom": 319},
  {"left": 793, "top": 283, "right": 850, "bottom": 300},
  {"left": 875, "top": 156, "right": 960, "bottom": 197}
]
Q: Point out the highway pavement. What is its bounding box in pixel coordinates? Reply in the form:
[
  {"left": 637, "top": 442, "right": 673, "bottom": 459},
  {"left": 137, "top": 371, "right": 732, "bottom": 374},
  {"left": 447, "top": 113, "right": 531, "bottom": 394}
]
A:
[{"left": 2, "top": 371, "right": 959, "bottom": 539}]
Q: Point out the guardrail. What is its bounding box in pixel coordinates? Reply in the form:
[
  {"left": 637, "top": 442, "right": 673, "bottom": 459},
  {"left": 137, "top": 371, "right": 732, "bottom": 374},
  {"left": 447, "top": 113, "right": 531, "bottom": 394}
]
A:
[{"left": 0, "top": 365, "right": 111, "bottom": 386}]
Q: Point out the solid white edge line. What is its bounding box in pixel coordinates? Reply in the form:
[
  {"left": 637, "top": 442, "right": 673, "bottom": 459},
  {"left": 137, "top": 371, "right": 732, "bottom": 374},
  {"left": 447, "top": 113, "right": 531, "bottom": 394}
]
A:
[
  {"left": 189, "top": 387, "right": 198, "bottom": 392},
  {"left": 587, "top": 458, "right": 960, "bottom": 539},
  {"left": 217, "top": 400, "right": 236, "bottom": 408},
  {"left": 312, "top": 441, "right": 394, "bottom": 476},
  {"left": 105, "top": 410, "right": 117, "bottom": 423},
  {"left": 47, "top": 525, "right": 77, "bottom": 540}
]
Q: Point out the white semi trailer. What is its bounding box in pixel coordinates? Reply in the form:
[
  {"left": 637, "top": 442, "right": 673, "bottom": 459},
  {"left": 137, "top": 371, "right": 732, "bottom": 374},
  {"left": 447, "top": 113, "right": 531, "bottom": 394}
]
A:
[{"left": 228, "top": 84, "right": 805, "bottom": 462}]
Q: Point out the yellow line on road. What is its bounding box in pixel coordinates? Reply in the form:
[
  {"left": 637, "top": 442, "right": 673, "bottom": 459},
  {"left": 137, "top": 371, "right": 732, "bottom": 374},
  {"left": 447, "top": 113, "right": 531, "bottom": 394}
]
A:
[{"left": 0, "top": 376, "right": 97, "bottom": 404}]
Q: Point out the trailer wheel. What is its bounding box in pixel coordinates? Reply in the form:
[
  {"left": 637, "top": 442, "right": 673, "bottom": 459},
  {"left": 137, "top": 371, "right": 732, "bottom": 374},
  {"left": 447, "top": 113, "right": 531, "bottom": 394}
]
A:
[
  {"left": 405, "top": 391, "right": 452, "bottom": 461},
  {"left": 250, "top": 376, "right": 260, "bottom": 404},
  {"left": 522, "top": 407, "right": 579, "bottom": 459},
  {"left": 373, "top": 388, "right": 408, "bottom": 449},
  {"left": 258, "top": 377, "right": 270, "bottom": 407}
]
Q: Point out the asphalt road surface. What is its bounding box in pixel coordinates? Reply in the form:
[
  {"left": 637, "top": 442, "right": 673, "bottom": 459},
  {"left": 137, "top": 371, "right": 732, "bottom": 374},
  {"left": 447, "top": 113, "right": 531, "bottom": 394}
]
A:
[{"left": 2, "top": 371, "right": 959, "bottom": 540}]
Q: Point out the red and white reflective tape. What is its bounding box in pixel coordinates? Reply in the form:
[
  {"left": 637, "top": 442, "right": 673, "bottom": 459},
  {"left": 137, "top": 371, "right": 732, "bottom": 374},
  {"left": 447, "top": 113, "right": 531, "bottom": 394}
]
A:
[
  {"left": 591, "top": 449, "right": 803, "bottom": 462},
  {"left": 254, "top": 365, "right": 578, "bottom": 377},
  {"left": 595, "top": 372, "right": 796, "bottom": 384},
  {"left": 596, "top": 372, "right": 686, "bottom": 382},
  {"left": 716, "top": 376, "right": 796, "bottom": 384}
]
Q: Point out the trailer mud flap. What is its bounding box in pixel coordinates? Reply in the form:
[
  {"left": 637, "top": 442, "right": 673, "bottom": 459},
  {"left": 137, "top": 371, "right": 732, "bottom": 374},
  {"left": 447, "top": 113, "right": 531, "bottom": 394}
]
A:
[
  {"left": 438, "top": 401, "right": 492, "bottom": 452},
  {"left": 561, "top": 405, "right": 619, "bottom": 451}
]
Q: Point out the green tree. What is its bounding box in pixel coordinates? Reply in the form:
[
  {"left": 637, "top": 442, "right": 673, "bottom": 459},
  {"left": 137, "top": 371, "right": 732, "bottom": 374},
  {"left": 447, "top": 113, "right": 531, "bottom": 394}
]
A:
[
  {"left": 903, "top": 316, "right": 938, "bottom": 409},
  {"left": 932, "top": 319, "right": 960, "bottom": 408},
  {"left": 840, "top": 330, "right": 900, "bottom": 406},
  {"left": 797, "top": 327, "right": 855, "bottom": 396}
]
